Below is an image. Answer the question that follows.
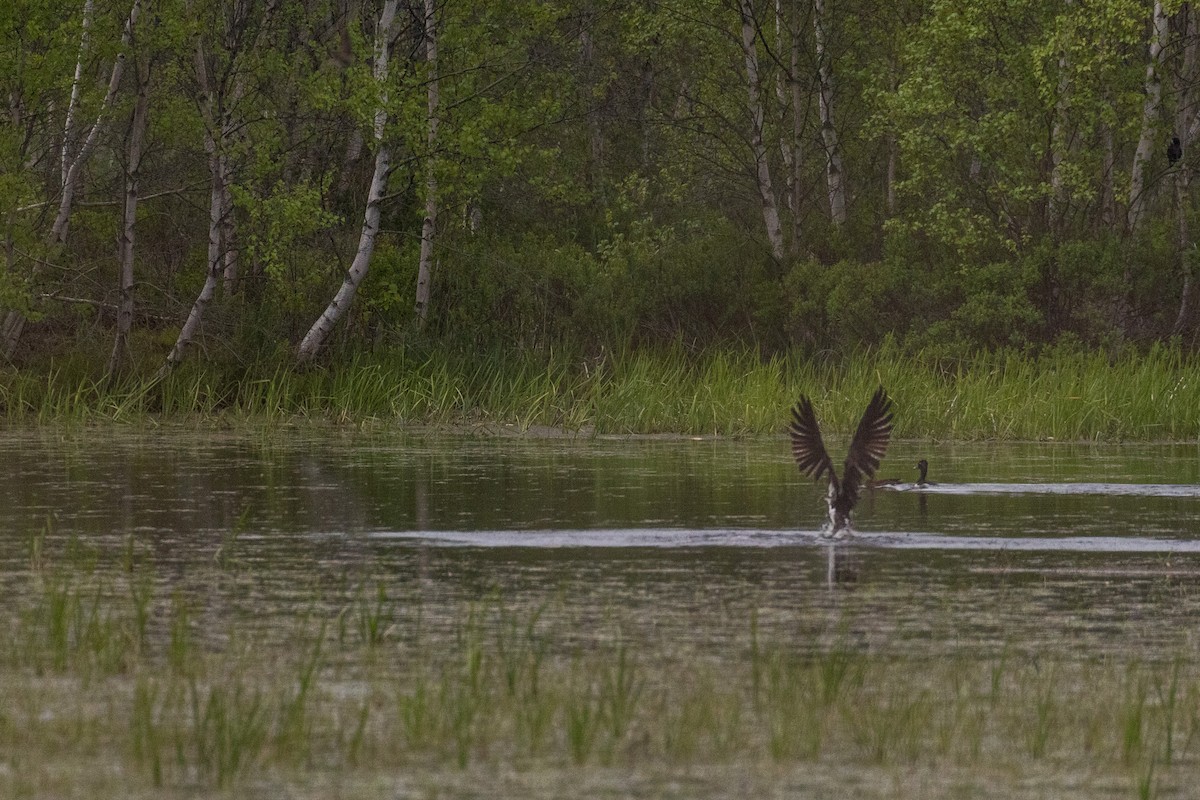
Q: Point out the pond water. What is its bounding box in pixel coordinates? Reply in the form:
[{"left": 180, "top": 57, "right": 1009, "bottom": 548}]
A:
[
  {"left": 8, "top": 427, "right": 1200, "bottom": 798},
  {"left": 4, "top": 427, "right": 1200, "bottom": 661}
]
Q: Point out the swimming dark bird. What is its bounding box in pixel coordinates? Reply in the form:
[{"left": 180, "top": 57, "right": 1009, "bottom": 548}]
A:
[
  {"left": 1169, "top": 136, "right": 1183, "bottom": 166},
  {"left": 789, "top": 387, "right": 894, "bottom": 537},
  {"left": 872, "top": 458, "right": 930, "bottom": 488}
]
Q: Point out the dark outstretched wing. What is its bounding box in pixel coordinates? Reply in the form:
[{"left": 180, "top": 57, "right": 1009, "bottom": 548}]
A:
[
  {"left": 839, "top": 387, "right": 894, "bottom": 508},
  {"left": 789, "top": 395, "right": 836, "bottom": 489}
]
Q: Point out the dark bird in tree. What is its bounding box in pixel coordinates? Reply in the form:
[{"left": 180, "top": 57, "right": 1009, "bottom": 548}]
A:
[
  {"left": 1168, "top": 136, "right": 1183, "bottom": 166},
  {"left": 789, "top": 387, "right": 894, "bottom": 537}
]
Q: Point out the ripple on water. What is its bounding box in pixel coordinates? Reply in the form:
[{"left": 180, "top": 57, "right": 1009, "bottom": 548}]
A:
[{"left": 369, "top": 527, "right": 1200, "bottom": 553}]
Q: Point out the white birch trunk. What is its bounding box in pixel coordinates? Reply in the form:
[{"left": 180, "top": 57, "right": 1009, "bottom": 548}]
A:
[
  {"left": 158, "top": 36, "right": 234, "bottom": 372},
  {"left": 1047, "top": 1, "right": 1073, "bottom": 228},
  {"left": 773, "top": 0, "right": 797, "bottom": 234},
  {"left": 62, "top": 0, "right": 95, "bottom": 189},
  {"left": 51, "top": 0, "right": 140, "bottom": 247},
  {"left": 2, "top": 0, "right": 139, "bottom": 361},
  {"left": 107, "top": 57, "right": 150, "bottom": 378},
  {"left": 789, "top": 15, "right": 804, "bottom": 245},
  {"left": 297, "top": 0, "right": 398, "bottom": 361},
  {"left": 414, "top": 0, "right": 439, "bottom": 326},
  {"left": 814, "top": 0, "right": 846, "bottom": 226},
  {"left": 738, "top": 0, "right": 785, "bottom": 262},
  {"left": 160, "top": 136, "right": 226, "bottom": 373},
  {"left": 1127, "top": 0, "right": 1168, "bottom": 234}
]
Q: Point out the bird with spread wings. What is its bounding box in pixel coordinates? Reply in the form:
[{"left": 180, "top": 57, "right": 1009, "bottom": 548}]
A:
[{"left": 789, "top": 387, "right": 894, "bottom": 537}]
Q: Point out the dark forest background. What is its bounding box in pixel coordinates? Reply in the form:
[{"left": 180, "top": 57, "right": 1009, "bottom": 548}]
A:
[{"left": 3, "top": 0, "right": 1199, "bottom": 378}]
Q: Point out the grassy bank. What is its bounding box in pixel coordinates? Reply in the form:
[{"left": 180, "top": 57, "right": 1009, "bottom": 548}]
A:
[
  {"left": 4, "top": 343, "right": 1200, "bottom": 440},
  {"left": 3, "top": 533, "right": 1196, "bottom": 799}
]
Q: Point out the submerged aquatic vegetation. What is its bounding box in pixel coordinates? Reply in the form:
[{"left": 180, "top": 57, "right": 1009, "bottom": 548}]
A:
[{"left": 4, "top": 541, "right": 1200, "bottom": 798}]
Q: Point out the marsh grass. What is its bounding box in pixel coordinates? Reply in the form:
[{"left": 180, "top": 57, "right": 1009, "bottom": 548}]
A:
[
  {"left": 8, "top": 553, "right": 1200, "bottom": 795},
  {"left": 8, "top": 342, "right": 1200, "bottom": 439}
]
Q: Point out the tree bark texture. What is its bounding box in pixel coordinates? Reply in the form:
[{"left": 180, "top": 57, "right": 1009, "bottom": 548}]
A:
[
  {"left": 738, "top": 0, "right": 785, "bottom": 262},
  {"left": 414, "top": 0, "right": 439, "bottom": 328},
  {"left": 813, "top": 0, "right": 846, "bottom": 226},
  {"left": 2, "top": 0, "right": 140, "bottom": 361},
  {"left": 108, "top": 56, "right": 151, "bottom": 378},
  {"left": 1172, "top": 6, "right": 1199, "bottom": 338},
  {"left": 1127, "top": 0, "right": 1168, "bottom": 234},
  {"left": 297, "top": 0, "right": 399, "bottom": 361}
]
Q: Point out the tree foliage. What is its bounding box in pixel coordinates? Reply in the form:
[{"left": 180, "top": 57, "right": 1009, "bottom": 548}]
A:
[{"left": 4, "top": 0, "right": 1200, "bottom": 370}]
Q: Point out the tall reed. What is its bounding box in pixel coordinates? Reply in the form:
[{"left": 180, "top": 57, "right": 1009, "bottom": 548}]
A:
[{"left": 7, "top": 343, "right": 1200, "bottom": 439}]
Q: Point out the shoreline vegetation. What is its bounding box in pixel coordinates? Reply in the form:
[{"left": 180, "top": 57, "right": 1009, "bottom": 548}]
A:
[{"left": 4, "top": 343, "right": 1200, "bottom": 442}]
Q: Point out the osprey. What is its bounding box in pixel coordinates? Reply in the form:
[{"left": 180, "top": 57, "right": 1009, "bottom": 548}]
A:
[{"left": 789, "top": 387, "right": 894, "bottom": 536}]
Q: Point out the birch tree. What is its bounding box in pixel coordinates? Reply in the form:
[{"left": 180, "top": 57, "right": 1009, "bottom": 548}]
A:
[
  {"left": 1127, "top": 0, "right": 1168, "bottom": 234},
  {"left": 108, "top": 53, "right": 151, "bottom": 378},
  {"left": 297, "top": 0, "right": 399, "bottom": 361},
  {"left": 2, "top": 0, "right": 141, "bottom": 360},
  {"left": 738, "top": 0, "right": 785, "bottom": 261},
  {"left": 160, "top": 5, "right": 262, "bottom": 373},
  {"left": 1046, "top": 2, "right": 1073, "bottom": 229},
  {"left": 813, "top": 0, "right": 846, "bottom": 226},
  {"left": 773, "top": 0, "right": 805, "bottom": 248},
  {"left": 414, "top": 0, "right": 438, "bottom": 328}
]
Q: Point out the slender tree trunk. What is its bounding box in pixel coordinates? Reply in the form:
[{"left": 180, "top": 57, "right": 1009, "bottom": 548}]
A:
[
  {"left": 1047, "top": 1, "right": 1073, "bottom": 231},
  {"left": 160, "top": 135, "right": 227, "bottom": 374},
  {"left": 813, "top": 0, "right": 846, "bottom": 226},
  {"left": 297, "top": 0, "right": 398, "bottom": 361},
  {"left": 580, "top": 22, "right": 605, "bottom": 188},
  {"left": 773, "top": 0, "right": 802, "bottom": 255},
  {"left": 1172, "top": 7, "right": 1199, "bottom": 337},
  {"left": 52, "top": 0, "right": 141, "bottom": 247},
  {"left": 1099, "top": 119, "right": 1116, "bottom": 228},
  {"left": 62, "top": 0, "right": 95, "bottom": 190},
  {"left": 219, "top": 156, "right": 238, "bottom": 294},
  {"left": 789, "top": 11, "right": 804, "bottom": 247},
  {"left": 738, "top": 0, "right": 785, "bottom": 262},
  {"left": 885, "top": 134, "right": 897, "bottom": 216},
  {"left": 108, "top": 57, "right": 151, "bottom": 379},
  {"left": 1171, "top": 166, "right": 1194, "bottom": 336},
  {"left": 3, "top": 0, "right": 140, "bottom": 360},
  {"left": 1127, "top": 0, "right": 1168, "bottom": 234},
  {"left": 414, "top": 0, "right": 438, "bottom": 327},
  {"left": 158, "top": 35, "right": 238, "bottom": 372}
]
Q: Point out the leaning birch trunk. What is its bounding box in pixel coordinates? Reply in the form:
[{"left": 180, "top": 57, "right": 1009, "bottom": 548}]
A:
[
  {"left": 62, "top": 0, "right": 95, "bottom": 191},
  {"left": 738, "top": 0, "right": 785, "bottom": 262},
  {"left": 51, "top": 0, "right": 140, "bottom": 247},
  {"left": 107, "top": 57, "right": 150, "bottom": 379},
  {"left": 2, "top": 0, "right": 140, "bottom": 360},
  {"left": 297, "top": 0, "right": 398, "bottom": 361},
  {"left": 157, "top": 36, "right": 237, "bottom": 373},
  {"left": 813, "top": 0, "right": 846, "bottom": 226},
  {"left": 159, "top": 137, "right": 227, "bottom": 375},
  {"left": 413, "top": 0, "right": 438, "bottom": 328},
  {"left": 1127, "top": 0, "right": 1168, "bottom": 234}
]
